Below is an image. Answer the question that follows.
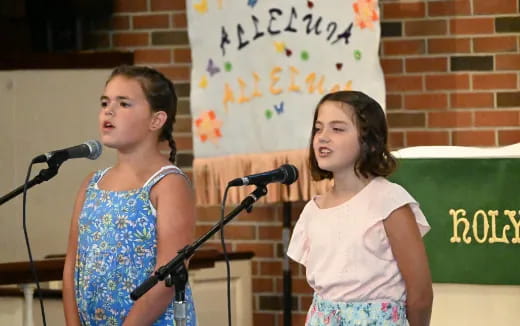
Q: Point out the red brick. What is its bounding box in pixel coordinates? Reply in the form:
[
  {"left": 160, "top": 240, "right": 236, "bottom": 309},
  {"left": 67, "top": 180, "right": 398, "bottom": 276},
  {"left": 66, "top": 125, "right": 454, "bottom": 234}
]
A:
[
  {"left": 425, "top": 74, "right": 469, "bottom": 90},
  {"left": 175, "top": 116, "right": 192, "bottom": 132},
  {"left": 220, "top": 225, "right": 256, "bottom": 240},
  {"left": 235, "top": 206, "right": 278, "bottom": 222},
  {"left": 133, "top": 14, "right": 170, "bottom": 29},
  {"left": 428, "top": 111, "right": 472, "bottom": 127},
  {"left": 473, "top": 0, "right": 518, "bottom": 14},
  {"left": 195, "top": 225, "right": 212, "bottom": 238},
  {"left": 405, "top": 57, "right": 448, "bottom": 73},
  {"left": 158, "top": 66, "right": 191, "bottom": 82},
  {"left": 405, "top": 20, "right": 447, "bottom": 36},
  {"left": 473, "top": 73, "right": 517, "bottom": 90},
  {"left": 174, "top": 135, "right": 193, "bottom": 151},
  {"left": 380, "top": 58, "right": 403, "bottom": 74},
  {"left": 196, "top": 206, "right": 221, "bottom": 221},
  {"left": 151, "top": 0, "right": 185, "bottom": 11},
  {"left": 498, "top": 130, "right": 520, "bottom": 145},
  {"left": 112, "top": 16, "right": 130, "bottom": 30},
  {"left": 473, "top": 36, "right": 517, "bottom": 53},
  {"left": 275, "top": 313, "right": 308, "bottom": 326},
  {"left": 428, "top": 0, "right": 471, "bottom": 16},
  {"left": 386, "top": 94, "right": 402, "bottom": 110},
  {"left": 428, "top": 38, "right": 471, "bottom": 54},
  {"left": 235, "top": 243, "right": 274, "bottom": 258},
  {"left": 289, "top": 262, "right": 302, "bottom": 278},
  {"left": 450, "top": 18, "right": 494, "bottom": 34},
  {"left": 260, "top": 261, "right": 282, "bottom": 275},
  {"left": 114, "top": 0, "right": 147, "bottom": 12},
  {"left": 453, "top": 130, "right": 496, "bottom": 146},
  {"left": 496, "top": 54, "right": 520, "bottom": 70},
  {"left": 134, "top": 49, "right": 171, "bottom": 64},
  {"left": 292, "top": 278, "right": 313, "bottom": 294},
  {"left": 197, "top": 241, "right": 231, "bottom": 252},
  {"left": 407, "top": 131, "right": 450, "bottom": 146},
  {"left": 300, "top": 295, "right": 313, "bottom": 311},
  {"left": 172, "top": 13, "right": 187, "bottom": 28},
  {"left": 387, "top": 112, "right": 426, "bottom": 128},
  {"left": 385, "top": 76, "right": 423, "bottom": 92},
  {"left": 291, "top": 313, "right": 308, "bottom": 325},
  {"left": 112, "top": 32, "right": 149, "bottom": 47},
  {"left": 259, "top": 226, "right": 282, "bottom": 240},
  {"left": 253, "top": 277, "right": 274, "bottom": 293},
  {"left": 451, "top": 92, "right": 494, "bottom": 108},
  {"left": 404, "top": 94, "right": 448, "bottom": 110},
  {"left": 389, "top": 131, "right": 405, "bottom": 149},
  {"left": 382, "top": 2, "right": 425, "bottom": 18},
  {"left": 173, "top": 48, "right": 192, "bottom": 63},
  {"left": 383, "top": 40, "right": 425, "bottom": 56},
  {"left": 475, "top": 111, "right": 520, "bottom": 127},
  {"left": 253, "top": 313, "right": 275, "bottom": 326},
  {"left": 290, "top": 203, "right": 305, "bottom": 219}
]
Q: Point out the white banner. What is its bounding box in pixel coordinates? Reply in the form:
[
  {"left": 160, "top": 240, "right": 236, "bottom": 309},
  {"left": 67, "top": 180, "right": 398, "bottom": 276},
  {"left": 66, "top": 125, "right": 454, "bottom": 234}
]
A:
[{"left": 188, "top": 0, "right": 385, "bottom": 159}]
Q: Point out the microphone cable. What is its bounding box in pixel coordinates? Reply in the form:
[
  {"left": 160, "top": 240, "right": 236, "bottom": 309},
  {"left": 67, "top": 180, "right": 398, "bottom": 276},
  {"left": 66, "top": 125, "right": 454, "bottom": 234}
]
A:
[
  {"left": 23, "top": 158, "right": 48, "bottom": 326},
  {"left": 219, "top": 185, "right": 232, "bottom": 326}
]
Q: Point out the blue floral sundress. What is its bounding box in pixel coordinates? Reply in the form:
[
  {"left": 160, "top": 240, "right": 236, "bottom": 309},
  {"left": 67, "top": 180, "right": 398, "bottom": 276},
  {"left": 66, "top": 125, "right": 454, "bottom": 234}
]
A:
[{"left": 75, "top": 166, "right": 196, "bottom": 325}]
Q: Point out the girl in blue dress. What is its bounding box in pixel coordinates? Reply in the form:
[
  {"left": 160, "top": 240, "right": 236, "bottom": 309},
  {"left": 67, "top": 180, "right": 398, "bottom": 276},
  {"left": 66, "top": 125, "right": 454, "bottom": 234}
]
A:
[{"left": 63, "top": 65, "right": 197, "bottom": 325}]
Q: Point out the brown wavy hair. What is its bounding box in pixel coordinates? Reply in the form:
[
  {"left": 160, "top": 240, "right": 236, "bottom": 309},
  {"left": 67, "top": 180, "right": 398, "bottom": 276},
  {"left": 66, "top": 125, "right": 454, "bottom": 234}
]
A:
[{"left": 309, "top": 91, "right": 397, "bottom": 181}]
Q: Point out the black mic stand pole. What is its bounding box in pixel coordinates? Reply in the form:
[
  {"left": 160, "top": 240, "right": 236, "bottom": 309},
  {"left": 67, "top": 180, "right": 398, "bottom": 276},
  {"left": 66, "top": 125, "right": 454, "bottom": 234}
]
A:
[
  {"left": 165, "top": 262, "right": 188, "bottom": 326},
  {"left": 0, "top": 154, "right": 67, "bottom": 206},
  {"left": 130, "top": 185, "right": 269, "bottom": 321},
  {"left": 282, "top": 201, "right": 292, "bottom": 326}
]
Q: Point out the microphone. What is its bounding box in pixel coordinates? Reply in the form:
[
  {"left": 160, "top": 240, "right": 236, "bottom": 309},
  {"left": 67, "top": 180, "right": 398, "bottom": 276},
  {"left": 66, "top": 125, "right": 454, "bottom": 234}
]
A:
[
  {"left": 228, "top": 164, "right": 299, "bottom": 187},
  {"left": 33, "top": 140, "right": 103, "bottom": 164}
]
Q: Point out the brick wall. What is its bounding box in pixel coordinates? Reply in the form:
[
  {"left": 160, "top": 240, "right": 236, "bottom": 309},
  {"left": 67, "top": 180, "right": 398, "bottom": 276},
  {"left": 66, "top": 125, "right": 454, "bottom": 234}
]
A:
[
  {"left": 380, "top": 0, "right": 520, "bottom": 148},
  {"left": 87, "top": 0, "right": 520, "bottom": 325}
]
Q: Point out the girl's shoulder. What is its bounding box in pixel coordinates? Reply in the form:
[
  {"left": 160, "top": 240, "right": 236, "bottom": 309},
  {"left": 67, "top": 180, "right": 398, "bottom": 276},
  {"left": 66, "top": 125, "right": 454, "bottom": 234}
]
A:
[
  {"left": 370, "top": 177, "right": 414, "bottom": 203},
  {"left": 144, "top": 164, "right": 191, "bottom": 190},
  {"left": 86, "top": 167, "right": 111, "bottom": 188}
]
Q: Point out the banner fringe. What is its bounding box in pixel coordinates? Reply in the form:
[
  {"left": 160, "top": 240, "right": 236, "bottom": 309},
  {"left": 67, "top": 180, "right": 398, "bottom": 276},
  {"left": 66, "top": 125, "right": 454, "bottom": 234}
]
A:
[{"left": 193, "top": 149, "right": 331, "bottom": 206}]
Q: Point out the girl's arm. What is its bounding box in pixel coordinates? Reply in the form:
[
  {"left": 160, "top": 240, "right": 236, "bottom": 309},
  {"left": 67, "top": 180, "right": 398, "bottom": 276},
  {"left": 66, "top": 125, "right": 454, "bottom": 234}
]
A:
[
  {"left": 384, "top": 204, "right": 433, "bottom": 326},
  {"left": 62, "top": 173, "right": 92, "bottom": 326},
  {"left": 123, "top": 173, "right": 196, "bottom": 326}
]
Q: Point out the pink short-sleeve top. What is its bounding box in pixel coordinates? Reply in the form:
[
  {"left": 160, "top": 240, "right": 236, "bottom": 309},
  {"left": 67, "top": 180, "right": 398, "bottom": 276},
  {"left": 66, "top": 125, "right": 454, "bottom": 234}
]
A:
[{"left": 287, "top": 177, "right": 430, "bottom": 302}]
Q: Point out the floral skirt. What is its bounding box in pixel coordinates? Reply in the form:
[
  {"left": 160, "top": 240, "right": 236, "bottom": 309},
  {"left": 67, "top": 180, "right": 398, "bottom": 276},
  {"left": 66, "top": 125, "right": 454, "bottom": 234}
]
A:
[{"left": 305, "top": 293, "right": 407, "bottom": 326}]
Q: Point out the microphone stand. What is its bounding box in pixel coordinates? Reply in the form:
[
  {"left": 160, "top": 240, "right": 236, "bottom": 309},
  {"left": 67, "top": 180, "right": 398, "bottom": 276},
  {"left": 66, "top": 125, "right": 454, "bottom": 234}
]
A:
[
  {"left": 131, "top": 185, "right": 268, "bottom": 323},
  {"left": 166, "top": 262, "right": 188, "bottom": 326},
  {"left": 0, "top": 153, "right": 67, "bottom": 206}
]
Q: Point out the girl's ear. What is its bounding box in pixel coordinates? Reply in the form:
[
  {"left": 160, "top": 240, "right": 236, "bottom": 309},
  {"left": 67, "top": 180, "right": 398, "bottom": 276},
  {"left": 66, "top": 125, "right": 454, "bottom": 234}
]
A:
[{"left": 150, "top": 111, "right": 167, "bottom": 131}]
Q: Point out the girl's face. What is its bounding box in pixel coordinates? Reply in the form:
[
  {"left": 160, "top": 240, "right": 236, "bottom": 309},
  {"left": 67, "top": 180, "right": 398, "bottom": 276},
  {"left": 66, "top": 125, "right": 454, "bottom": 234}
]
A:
[
  {"left": 99, "top": 75, "right": 156, "bottom": 150},
  {"left": 312, "top": 101, "right": 361, "bottom": 175}
]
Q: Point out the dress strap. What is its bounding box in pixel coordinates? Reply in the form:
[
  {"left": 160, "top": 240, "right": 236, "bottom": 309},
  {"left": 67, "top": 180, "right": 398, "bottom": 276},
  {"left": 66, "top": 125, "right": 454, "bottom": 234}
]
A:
[
  {"left": 142, "top": 165, "right": 190, "bottom": 191},
  {"left": 90, "top": 167, "right": 111, "bottom": 189}
]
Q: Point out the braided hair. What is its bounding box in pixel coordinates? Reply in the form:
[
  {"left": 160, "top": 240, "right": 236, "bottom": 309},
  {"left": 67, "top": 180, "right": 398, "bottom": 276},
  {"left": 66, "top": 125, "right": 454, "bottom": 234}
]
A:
[{"left": 108, "top": 65, "right": 178, "bottom": 163}]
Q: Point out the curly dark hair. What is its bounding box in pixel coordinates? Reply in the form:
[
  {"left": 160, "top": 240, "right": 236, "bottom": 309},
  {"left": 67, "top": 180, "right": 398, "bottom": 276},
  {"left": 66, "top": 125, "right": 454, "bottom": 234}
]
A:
[
  {"left": 309, "top": 90, "right": 397, "bottom": 181},
  {"left": 107, "top": 65, "right": 178, "bottom": 163}
]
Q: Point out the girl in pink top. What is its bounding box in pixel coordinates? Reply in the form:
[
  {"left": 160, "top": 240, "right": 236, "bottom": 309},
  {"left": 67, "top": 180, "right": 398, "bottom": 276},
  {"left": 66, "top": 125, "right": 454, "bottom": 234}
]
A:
[{"left": 288, "top": 91, "right": 433, "bottom": 326}]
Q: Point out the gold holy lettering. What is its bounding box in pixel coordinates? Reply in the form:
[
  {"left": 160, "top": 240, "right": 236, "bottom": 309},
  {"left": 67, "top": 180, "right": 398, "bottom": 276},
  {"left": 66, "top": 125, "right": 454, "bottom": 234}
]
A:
[
  {"left": 450, "top": 209, "right": 471, "bottom": 244},
  {"left": 488, "top": 210, "right": 510, "bottom": 244}
]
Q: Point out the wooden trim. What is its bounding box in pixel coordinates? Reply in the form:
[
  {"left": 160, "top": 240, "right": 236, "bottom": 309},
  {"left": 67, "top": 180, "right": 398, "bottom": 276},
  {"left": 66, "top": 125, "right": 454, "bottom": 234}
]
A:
[
  {"left": 0, "top": 250, "right": 254, "bottom": 285},
  {"left": 0, "top": 51, "right": 134, "bottom": 70},
  {"left": 0, "top": 288, "right": 62, "bottom": 299}
]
